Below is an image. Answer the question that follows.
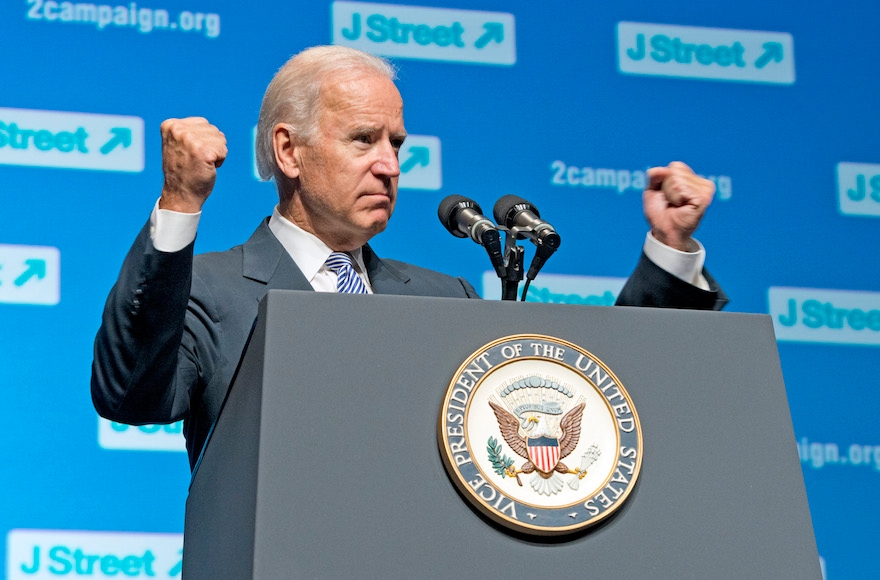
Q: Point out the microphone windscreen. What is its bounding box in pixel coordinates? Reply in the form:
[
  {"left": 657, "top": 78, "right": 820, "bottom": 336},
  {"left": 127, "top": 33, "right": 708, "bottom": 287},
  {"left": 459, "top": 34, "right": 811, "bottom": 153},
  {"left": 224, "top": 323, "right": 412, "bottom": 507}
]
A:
[
  {"left": 438, "top": 195, "right": 482, "bottom": 238},
  {"left": 493, "top": 194, "right": 539, "bottom": 228}
]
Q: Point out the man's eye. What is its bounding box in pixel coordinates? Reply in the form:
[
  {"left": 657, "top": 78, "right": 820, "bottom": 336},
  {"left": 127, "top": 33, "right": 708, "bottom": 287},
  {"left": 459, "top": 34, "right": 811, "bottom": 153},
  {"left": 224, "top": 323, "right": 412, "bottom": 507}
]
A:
[
  {"left": 391, "top": 139, "right": 404, "bottom": 150},
  {"left": 356, "top": 135, "right": 372, "bottom": 144}
]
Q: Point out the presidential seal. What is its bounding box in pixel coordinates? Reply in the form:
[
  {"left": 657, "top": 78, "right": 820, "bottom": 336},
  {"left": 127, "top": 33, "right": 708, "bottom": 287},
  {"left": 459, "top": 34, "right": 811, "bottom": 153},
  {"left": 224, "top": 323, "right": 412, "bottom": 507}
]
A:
[{"left": 438, "top": 335, "right": 642, "bottom": 536}]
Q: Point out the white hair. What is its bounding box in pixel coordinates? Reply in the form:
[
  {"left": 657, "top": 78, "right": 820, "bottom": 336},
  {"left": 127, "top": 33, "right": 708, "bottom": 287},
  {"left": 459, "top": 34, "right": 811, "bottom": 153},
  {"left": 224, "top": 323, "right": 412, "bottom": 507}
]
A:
[{"left": 254, "top": 45, "right": 397, "bottom": 186}]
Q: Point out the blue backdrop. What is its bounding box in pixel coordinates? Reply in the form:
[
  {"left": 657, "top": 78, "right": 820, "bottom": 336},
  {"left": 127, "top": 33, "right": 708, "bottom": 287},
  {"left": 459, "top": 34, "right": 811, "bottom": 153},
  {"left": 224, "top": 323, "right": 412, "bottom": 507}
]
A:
[{"left": 2, "top": 1, "right": 878, "bottom": 578}]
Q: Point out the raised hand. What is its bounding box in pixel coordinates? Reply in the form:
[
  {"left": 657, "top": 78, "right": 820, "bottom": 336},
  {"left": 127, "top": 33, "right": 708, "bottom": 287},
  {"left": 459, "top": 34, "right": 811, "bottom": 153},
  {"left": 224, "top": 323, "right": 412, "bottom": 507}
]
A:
[
  {"left": 159, "top": 117, "right": 227, "bottom": 213},
  {"left": 643, "top": 161, "right": 715, "bottom": 251}
]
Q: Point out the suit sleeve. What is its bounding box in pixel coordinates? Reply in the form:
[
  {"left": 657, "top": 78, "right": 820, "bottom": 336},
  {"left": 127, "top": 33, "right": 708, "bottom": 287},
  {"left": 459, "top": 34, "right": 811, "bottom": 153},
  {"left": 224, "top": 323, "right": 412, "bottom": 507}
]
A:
[
  {"left": 460, "top": 276, "right": 481, "bottom": 299},
  {"left": 615, "top": 252, "right": 728, "bottom": 310},
  {"left": 90, "top": 219, "right": 218, "bottom": 425}
]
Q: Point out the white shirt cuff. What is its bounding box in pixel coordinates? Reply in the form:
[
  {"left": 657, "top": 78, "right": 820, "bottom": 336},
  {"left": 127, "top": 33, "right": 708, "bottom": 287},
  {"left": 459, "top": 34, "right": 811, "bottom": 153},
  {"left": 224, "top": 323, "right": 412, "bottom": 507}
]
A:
[
  {"left": 149, "top": 199, "right": 200, "bottom": 253},
  {"left": 643, "top": 232, "right": 710, "bottom": 291}
]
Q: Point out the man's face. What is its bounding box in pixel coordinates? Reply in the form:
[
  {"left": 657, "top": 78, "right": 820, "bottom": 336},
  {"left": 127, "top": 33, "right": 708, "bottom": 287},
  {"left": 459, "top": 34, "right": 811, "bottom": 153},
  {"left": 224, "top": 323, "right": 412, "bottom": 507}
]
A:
[{"left": 286, "top": 71, "right": 406, "bottom": 251}]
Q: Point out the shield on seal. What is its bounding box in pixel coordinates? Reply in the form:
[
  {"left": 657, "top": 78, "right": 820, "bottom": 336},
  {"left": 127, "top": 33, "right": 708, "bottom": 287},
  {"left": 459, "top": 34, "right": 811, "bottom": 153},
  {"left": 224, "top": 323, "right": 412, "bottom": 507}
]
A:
[{"left": 527, "top": 436, "right": 560, "bottom": 473}]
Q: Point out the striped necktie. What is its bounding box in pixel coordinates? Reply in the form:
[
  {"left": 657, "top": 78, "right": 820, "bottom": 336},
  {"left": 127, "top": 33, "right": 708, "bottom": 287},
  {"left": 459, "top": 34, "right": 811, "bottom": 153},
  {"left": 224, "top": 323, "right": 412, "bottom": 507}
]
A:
[{"left": 325, "top": 252, "right": 368, "bottom": 294}]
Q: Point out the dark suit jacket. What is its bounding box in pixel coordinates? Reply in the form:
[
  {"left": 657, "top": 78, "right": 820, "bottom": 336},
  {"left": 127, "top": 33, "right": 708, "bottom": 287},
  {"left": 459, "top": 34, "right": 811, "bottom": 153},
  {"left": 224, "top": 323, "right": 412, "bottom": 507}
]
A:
[{"left": 91, "top": 218, "right": 725, "bottom": 468}]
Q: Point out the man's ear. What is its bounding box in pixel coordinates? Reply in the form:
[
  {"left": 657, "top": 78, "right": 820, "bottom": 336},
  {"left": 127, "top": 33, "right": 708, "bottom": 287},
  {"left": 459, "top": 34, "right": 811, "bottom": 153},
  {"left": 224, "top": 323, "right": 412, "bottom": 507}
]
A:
[{"left": 272, "top": 123, "right": 300, "bottom": 179}]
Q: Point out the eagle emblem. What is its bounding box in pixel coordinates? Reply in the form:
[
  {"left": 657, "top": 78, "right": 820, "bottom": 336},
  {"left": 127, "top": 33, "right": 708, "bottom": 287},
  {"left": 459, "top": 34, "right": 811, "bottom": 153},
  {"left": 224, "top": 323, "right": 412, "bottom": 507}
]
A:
[
  {"left": 487, "top": 376, "right": 601, "bottom": 496},
  {"left": 439, "top": 335, "right": 642, "bottom": 535}
]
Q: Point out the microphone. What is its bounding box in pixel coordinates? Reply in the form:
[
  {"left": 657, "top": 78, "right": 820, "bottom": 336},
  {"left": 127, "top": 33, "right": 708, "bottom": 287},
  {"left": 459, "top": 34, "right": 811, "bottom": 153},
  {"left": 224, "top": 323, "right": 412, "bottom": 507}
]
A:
[
  {"left": 493, "top": 195, "right": 561, "bottom": 249},
  {"left": 438, "top": 195, "right": 496, "bottom": 243},
  {"left": 493, "top": 195, "right": 561, "bottom": 280},
  {"left": 438, "top": 195, "right": 505, "bottom": 277}
]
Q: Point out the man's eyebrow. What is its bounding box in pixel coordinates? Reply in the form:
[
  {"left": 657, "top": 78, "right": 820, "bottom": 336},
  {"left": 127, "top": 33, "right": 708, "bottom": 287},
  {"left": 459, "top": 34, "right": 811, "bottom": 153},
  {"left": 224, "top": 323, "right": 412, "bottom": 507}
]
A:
[
  {"left": 348, "top": 125, "right": 407, "bottom": 141},
  {"left": 349, "top": 124, "right": 381, "bottom": 135}
]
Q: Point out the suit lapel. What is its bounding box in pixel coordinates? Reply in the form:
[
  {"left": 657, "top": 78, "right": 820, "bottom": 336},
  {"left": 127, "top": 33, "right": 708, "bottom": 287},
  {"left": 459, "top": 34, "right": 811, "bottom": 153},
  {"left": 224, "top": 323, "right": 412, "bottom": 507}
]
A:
[
  {"left": 241, "top": 219, "right": 313, "bottom": 302},
  {"left": 364, "top": 244, "right": 411, "bottom": 295}
]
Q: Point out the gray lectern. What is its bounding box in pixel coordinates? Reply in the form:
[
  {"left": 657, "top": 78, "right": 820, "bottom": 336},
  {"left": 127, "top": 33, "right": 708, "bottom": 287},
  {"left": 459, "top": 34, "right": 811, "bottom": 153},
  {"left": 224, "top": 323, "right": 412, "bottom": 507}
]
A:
[{"left": 183, "top": 291, "right": 821, "bottom": 579}]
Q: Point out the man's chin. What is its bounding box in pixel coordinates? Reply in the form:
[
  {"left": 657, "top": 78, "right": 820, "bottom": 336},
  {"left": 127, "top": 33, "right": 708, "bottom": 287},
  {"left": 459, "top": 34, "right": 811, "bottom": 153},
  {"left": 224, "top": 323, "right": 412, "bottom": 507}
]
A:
[
  {"left": 341, "top": 217, "right": 388, "bottom": 248},
  {"left": 366, "top": 219, "right": 390, "bottom": 237},
  {"left": 365, "top": 208, "right": 393, "bottom": 230}
]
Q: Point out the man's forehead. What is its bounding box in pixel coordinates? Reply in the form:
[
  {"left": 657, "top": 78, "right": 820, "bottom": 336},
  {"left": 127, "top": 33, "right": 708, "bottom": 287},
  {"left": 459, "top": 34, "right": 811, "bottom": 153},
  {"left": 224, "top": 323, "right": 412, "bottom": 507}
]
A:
[{"left": 319, "top": 72, "right": 403, "bottom": 111}]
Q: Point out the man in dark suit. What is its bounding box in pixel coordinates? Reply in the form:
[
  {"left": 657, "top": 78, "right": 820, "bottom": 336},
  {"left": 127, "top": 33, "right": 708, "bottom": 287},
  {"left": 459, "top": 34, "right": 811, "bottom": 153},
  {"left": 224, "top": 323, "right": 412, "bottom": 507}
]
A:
[{"left": 91, "top": 45, "right": 724, "bottom": 469}]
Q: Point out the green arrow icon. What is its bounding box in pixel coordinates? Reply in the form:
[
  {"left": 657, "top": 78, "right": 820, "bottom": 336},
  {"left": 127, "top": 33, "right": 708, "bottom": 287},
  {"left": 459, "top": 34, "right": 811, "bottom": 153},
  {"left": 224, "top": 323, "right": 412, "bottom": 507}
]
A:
[
  {"left": 474, "top": 23, "right": 504, "bottom": 49},
  {"left": 400, "top": 146, "right": 430, "bottom": 173},
  {"left": 754, "top": 42, "right": 784, "bottom": 69},
  {"left": 100, "top": 127, "right": 132, "bottom": 154},
  {"left": 14, "top": 259, "right": 46, "bottom": 286}
]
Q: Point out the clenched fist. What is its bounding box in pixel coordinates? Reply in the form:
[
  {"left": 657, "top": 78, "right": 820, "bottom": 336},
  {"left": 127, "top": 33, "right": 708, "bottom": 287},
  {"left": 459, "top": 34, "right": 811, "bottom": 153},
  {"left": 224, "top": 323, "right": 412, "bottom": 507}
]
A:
[
  {"left": 643, "top": 161, "right": 715, "bottom": 251},
  {"left": 159, "top": 117, "right": 227, "bottom": 213}
]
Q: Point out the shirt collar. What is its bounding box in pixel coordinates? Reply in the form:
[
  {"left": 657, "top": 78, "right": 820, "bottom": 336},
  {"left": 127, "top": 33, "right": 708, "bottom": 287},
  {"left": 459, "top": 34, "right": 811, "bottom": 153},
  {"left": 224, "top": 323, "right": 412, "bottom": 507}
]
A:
[{"left": 267, "top": 206, "right": 367, "bottom": 283}]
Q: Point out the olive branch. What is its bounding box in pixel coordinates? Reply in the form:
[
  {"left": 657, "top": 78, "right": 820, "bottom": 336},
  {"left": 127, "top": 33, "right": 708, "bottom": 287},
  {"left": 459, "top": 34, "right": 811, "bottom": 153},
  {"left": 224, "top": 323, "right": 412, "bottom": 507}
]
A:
[{"left": 487, "top": 436, "right": 516, "bottom": 477}]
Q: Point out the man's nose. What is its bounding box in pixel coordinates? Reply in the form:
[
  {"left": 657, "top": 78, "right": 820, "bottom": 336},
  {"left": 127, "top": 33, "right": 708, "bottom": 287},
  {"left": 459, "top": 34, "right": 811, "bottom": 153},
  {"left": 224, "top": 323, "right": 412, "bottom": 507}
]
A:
[{"left": 372, "top": 140, "right": 401, "bottom": 177}]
